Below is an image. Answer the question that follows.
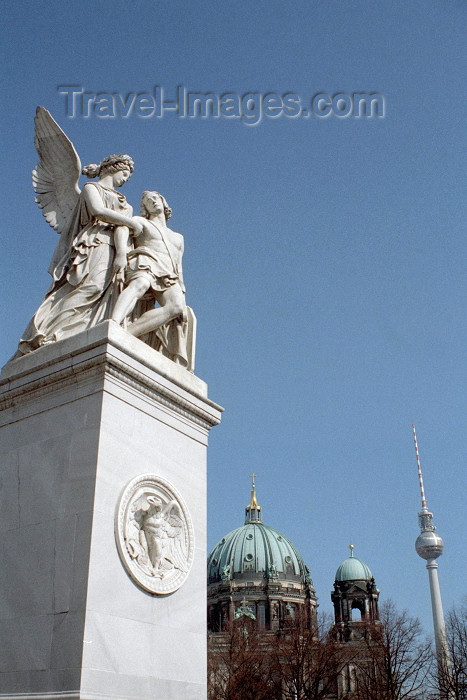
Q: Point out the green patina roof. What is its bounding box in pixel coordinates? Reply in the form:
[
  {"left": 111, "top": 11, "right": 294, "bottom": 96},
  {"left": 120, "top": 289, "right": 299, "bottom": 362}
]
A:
[
  {"left": 335, "top": 552, "right": 372, "bottom": 582},
  {"left": 207, "top": 521, "right": 311, "bottom": 584}
]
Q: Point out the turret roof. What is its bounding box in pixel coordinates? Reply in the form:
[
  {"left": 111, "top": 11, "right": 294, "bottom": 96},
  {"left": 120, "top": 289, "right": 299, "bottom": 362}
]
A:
[{"left": 335, "top": 545, "right": 373, "bottom": 581}]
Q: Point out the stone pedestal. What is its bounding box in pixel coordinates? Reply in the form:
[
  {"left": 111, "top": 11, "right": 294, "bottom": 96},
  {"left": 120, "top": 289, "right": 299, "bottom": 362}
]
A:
[{"left": 0, "top": 322, "right": 222, "bottom": 700}]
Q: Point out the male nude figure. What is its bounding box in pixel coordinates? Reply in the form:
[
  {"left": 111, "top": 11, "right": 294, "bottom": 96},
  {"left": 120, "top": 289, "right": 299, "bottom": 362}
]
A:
[{"left": 111, "top": 190, "right": 187, "bottom": 337}]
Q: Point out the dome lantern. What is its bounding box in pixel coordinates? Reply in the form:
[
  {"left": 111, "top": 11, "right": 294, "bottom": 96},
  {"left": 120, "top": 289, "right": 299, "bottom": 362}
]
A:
[{"left": 245, "top": 472, "right": 262, "bottom": 524}]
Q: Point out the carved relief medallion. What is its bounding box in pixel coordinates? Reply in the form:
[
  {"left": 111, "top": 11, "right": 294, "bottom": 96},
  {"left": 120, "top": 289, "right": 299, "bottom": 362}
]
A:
[{"left": 115, "top": 474, "right": 194, "bottom": 594}]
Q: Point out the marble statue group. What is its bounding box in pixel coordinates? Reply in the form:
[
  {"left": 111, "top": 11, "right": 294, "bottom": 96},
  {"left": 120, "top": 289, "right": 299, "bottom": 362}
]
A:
[
  {"left": 12, "top": 107, "right": 195, "bottom": 370},
  {"left": 0, "top": 107, "right": 220, "bottom": 700}
]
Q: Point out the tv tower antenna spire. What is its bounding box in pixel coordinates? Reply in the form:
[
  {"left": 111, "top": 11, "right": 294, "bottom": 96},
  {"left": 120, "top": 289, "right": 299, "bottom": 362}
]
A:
[
  {"left": 413, "top": 424, "right": 427, "bottom": 510},
  {"left": 412, "top": 425, "right": 451, "bottom": 687}
]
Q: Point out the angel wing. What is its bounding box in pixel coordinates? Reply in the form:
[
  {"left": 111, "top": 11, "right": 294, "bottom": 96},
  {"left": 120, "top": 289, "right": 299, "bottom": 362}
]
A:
[
  {"left": 165, "top": 529, "right": 188, "bottom": 573},
  {"left": 32, "top": 106, "right": 81, "bottom": 236},
  {"left": 167, "top": 512, "right": 184, "bottom": 529}
]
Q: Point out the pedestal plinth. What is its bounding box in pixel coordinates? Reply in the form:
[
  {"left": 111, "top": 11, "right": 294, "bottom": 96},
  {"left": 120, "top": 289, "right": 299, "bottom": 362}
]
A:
[{"left": 0, "top": 322, "right": 222, "bottom": 700}]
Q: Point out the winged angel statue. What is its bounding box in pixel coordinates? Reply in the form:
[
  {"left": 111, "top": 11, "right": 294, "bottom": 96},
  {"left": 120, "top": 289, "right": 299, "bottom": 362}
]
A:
[
  {"left": 12, "top": 108, "right": 195, "bottom": 370},
  {"left": 126, "top": 494, "right": 188, "bottom": 579}
]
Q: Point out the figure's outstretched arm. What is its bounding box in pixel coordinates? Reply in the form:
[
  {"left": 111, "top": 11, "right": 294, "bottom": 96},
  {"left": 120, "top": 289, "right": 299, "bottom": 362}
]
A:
[
  {"left": 113, "top": 226, "right": 130, "bottom": 282},
  {"left": 83, "top": 185, "right": 141, "bottom": 233}
]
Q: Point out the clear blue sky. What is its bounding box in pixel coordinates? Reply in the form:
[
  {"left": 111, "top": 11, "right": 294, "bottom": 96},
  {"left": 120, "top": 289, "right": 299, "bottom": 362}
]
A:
[{"left": 1, "top": 0, "right": 466, "bottom": 636}]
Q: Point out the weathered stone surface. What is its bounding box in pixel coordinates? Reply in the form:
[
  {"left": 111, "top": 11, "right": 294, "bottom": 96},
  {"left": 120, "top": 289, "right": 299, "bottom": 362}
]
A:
[{"left": 0, "top": 321, "right": 222, "bottom": 699}]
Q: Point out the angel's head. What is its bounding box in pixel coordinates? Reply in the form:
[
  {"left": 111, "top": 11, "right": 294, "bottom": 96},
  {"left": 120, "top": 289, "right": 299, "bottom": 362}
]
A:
[
  {"left": 147, "top": 495, "right": 163, "bottom": 511},
  {"left": 140, "top": 190, "right": 172, "bottom": 221},
  {"left": 82, "top": 154, "right": 134, "bottom": 187}
]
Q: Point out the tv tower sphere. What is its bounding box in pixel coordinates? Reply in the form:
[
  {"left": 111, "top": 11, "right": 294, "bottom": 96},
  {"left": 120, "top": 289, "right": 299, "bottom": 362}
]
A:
[{"left": 415, "top": 524, "right": 444, "bottom": 561}]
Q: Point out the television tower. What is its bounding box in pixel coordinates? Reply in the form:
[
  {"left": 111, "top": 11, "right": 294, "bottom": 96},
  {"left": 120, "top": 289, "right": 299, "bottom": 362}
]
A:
[{"left": 412, "top": 425, "right": 450, "bottom": 677}]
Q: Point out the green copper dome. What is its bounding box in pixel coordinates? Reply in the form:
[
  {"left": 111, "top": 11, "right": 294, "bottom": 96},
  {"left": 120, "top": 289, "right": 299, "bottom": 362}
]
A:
[
  {"left": 208, "top": 522, "right": 312, "bottom": 584},
  {"left": 207, "top": 480, "right": 312, "bottom": 586},
  {"left": 335, "top": 547, "right": 372, "bottom": 582}
]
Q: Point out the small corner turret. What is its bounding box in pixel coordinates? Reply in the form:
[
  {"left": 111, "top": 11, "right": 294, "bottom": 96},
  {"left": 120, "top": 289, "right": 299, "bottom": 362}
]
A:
[{"left": 331, "top": 545, "right": 380, "bottom": 642}]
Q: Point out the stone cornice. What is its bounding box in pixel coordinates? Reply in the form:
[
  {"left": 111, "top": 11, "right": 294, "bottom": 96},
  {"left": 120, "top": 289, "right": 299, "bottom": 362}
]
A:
[
  {"left": 0, "top": 322, "right": 223, "bottom": 430},
  {"left": 104, "top": 354, "right": 222, "bottom": 429}
]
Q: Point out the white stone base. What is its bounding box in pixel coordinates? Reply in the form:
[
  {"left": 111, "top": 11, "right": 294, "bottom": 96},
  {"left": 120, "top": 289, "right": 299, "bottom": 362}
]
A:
[
  {"left": 0, "top": 322, "right": 222, "bottom": 700},
  {"left": 0, "top": 694, "right": 79, "bottom": 700}
]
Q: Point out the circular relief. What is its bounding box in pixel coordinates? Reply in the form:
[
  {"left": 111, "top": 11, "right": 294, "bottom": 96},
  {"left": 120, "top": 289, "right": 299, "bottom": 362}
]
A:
[
  {"left": 115, "top": 474, "right": 194, "bottom": 595},
  {"left": 244, "top": 553, "right": 254, "bottom": 562},
  {"left": 285, "top": 555, "right": 292, "bottom": 563},
  {"left": 277, "top": 536, "right": 282, "bottom": 541},
  {"left": 246, "top": 533, "right": 253, "bottom": 540}
]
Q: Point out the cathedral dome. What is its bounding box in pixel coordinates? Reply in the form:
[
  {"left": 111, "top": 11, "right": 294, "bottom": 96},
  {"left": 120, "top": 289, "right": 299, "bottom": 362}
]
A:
[
  {"left": 208, "top": 521, "right": 311, "bottom": 584},
  {"left": 335, "top": 546, "right": 372, "bottom": 581},
  {"left": 207, "top": 478, "right": 317, "bottom": 633},
  {"left": 208, "top": 477, "right": 311, "bottom": 585}
]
